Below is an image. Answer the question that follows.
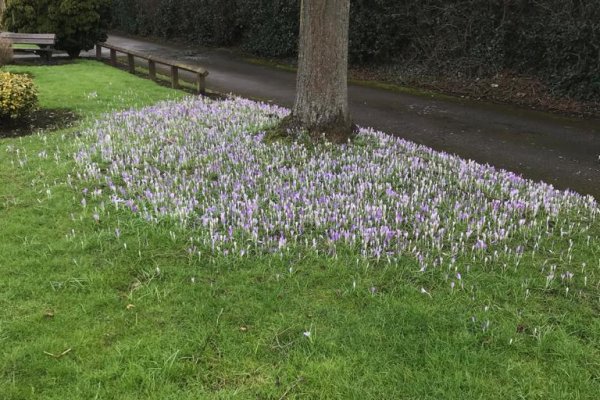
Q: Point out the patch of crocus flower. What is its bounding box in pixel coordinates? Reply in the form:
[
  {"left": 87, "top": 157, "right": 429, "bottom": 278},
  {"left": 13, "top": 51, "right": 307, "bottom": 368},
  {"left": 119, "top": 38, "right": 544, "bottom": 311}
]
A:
[{"left": 74, "top": 96, "right": 598, "bottom": 276}]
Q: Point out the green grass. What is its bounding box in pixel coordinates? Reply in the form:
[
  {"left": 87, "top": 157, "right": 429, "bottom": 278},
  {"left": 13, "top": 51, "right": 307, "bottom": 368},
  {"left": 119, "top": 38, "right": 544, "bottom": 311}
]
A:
[
  {"left": 1, "top": 60, "right": 599, "bottom": 399},
  {"left": 4, "top": 60, "right": 184, "bottom": 117},
  {"left": 11, "top": 44, "right": 40, "bottom": 50}
]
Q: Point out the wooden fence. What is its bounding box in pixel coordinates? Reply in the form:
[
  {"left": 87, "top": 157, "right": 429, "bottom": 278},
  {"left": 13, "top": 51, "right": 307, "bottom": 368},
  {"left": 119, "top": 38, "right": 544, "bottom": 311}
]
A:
[{"left": 95, "top": 42, "right": 209, "bottom": 94}]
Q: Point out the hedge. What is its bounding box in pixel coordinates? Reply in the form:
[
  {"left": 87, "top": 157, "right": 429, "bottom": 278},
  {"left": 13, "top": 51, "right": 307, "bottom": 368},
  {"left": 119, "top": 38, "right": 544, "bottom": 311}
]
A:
[{"left": 110, "top": 0, "right": 600, "bottom": 101}]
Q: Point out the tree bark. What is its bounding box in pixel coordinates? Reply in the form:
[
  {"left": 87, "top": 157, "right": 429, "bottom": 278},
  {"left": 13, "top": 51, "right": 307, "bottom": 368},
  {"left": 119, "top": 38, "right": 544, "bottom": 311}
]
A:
[
  {"left": 0, "top": 0, "right": 5, "bottom": 29},
  {"left": 291, "top": 0, "right": 353, "bottom": 142}
]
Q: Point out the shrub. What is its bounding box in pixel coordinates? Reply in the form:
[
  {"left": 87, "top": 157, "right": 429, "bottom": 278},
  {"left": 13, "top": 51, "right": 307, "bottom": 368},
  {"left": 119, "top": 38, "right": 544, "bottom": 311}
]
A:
[
  {"left": 2, "top": 0, "right": 111, "bottom": 58},
  {"left": 0, "top": 38, "right": 13, "bottom": 66},
  {"left": 0, "top": 72, "right": 38, "bottom": 120}
]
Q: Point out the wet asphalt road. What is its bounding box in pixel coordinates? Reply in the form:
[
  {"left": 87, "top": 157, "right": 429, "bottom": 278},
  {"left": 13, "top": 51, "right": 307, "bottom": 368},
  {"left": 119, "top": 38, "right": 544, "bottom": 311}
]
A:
[{"left": 94, "top": 35, "right": 600, "bottom": 199}]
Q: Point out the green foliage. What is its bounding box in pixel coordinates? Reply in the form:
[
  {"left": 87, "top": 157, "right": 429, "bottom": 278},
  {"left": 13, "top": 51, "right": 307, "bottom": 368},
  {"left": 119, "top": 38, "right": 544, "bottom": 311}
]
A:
[
  {"left": 110, "top": 0, "right": 241, "bottom": 45},
  {"left": 0, "top": 71, "right": 37, "bottom": 119},
  {"left": 239, "top": 0, "right": 298, "bottom": 57},
  {"left": 2, "top": 0, "right": 111, "bottom": 57},
  {"left": 110, "top": 0, "right": 600, "bottom": 102}
]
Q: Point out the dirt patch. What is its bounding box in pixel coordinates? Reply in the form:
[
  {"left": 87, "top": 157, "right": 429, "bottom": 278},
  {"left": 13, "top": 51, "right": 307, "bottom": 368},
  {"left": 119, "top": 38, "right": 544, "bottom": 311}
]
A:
[
  {"left": 243, "top": 55, "right": 600, "bottom": 118},
  {"left": 0, "top": 108, "right": 79, "bottom": 139},
  {"left": 265, "top": 114, "right": 358, "bottom": 145},
  {"left": 10, "top": 56, "right": 78, "bottom": 67},
  {"left": 350, "top": 66, "right": 600, "bottom": 119},
  {"left": 418, "top": 73, "right": 600, "bottom": 118}
]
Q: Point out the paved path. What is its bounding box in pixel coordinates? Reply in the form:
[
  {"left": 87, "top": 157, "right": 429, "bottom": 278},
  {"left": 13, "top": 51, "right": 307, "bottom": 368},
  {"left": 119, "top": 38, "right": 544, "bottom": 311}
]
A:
[{"left": 97, "top": 35, "right": 600, "bottom": 199}]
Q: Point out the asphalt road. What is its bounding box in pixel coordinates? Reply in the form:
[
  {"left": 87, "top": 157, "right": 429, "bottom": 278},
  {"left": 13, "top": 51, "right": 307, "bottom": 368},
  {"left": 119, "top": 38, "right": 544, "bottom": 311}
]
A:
[{"left": 94, "top": 34, "right": 600, "bottom": 199}]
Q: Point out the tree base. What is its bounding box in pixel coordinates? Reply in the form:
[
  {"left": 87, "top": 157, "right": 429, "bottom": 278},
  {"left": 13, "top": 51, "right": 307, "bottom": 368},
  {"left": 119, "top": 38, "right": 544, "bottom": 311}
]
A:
[
  {"left": 268, "top": 115, "right": 358, "bottom": 144},
  {"left": 66, "top": 49, "right": 81, "bottom": 59}
]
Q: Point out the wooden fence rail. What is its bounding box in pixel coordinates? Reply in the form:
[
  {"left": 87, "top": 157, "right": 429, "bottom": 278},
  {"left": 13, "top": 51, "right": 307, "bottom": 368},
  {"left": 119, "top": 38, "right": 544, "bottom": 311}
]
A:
[{"left": 95, "top": 42, "right": 209, "bottom": 94}]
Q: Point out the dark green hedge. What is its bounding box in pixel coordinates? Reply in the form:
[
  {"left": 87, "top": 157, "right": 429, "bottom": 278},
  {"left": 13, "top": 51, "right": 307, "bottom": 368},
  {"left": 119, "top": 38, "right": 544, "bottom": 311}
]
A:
[{"left": 110, "top": 0, "right": 600, "bottom": 101}]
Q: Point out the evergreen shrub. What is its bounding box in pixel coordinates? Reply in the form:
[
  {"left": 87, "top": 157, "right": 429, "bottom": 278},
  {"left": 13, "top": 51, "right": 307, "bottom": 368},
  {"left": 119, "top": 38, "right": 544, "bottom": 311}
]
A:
[
  {"left": 0, "top": 71, "right": 38, "bottom": 120},
  {"left": 2, "top": 0, "right": 111, "bottom": 58}
]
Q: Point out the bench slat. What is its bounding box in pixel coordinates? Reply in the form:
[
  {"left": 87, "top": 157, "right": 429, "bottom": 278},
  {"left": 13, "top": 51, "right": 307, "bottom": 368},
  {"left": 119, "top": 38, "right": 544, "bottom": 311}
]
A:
[
  {"left": 12, "top": 48, "right": 53, "bottom": 53},
  {"left": 1, "top": 32, "right": 56, "bottom": 40},
  {"left": 4, "top": 39, "right": 55, "bottom": 45},
  {"left": 0, "top": 32, "right": 56, "bottom": 46}
]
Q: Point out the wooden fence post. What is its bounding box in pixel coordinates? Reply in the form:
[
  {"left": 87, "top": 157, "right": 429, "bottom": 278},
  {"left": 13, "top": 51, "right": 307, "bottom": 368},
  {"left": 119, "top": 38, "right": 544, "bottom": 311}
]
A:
[
  {"left": 148, "top": 60, "right": 156, "bottom": 80},
  {"left": 171, "top": 66, "right": 179, "bottom": 89},
  {"left": 197, "top": 73, "right": 206, "bottom": 95},
  {"left": 100, "top": 45, "right": 208, "bottom": 93},
  {"left": 110, "top": 49, "right": 117, "bottom": 67},
  {"left": 127, "top": 54, "right": 135, "bottom": 74}
]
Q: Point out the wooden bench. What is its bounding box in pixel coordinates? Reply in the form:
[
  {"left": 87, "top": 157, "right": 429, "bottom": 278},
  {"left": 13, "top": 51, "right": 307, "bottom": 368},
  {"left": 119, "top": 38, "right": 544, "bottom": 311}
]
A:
[{"left": 0, "top": 32, "right": 56, "bottom": 62}]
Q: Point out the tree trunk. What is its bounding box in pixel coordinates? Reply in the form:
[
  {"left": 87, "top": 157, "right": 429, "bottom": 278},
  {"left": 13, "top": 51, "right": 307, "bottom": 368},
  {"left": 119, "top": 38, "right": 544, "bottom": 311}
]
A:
[
  {"left": 0, "top": 0, "right": 5, "bottom": 29},
  {"left": 291, "top": 0, "right": 353, "bottom": 142}
]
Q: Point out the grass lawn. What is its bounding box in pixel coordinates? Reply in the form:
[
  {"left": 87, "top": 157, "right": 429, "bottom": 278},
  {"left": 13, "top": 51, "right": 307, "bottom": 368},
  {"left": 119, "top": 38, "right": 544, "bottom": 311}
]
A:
[
  {"left": 3, "top": 60, "right": 184, "bottom": 117},
  {"left": 11, "top": 44, "right": 41, "bottom": 50},
  {"left": 1, "top": 60, "right": 599, "bottom": 399}
]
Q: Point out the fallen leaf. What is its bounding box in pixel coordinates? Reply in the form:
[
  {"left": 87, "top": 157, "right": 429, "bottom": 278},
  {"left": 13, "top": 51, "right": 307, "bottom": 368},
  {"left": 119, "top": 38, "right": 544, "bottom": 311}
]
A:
[{"left": 43, "top": 348, "right": 72, "bottom": 359}]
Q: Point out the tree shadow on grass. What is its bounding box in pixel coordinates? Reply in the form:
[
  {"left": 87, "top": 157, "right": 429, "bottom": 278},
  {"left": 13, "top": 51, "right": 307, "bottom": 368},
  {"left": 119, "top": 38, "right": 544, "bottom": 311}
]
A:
[{"left": 0, "top": 108, "right": 79, "bottom": 139}]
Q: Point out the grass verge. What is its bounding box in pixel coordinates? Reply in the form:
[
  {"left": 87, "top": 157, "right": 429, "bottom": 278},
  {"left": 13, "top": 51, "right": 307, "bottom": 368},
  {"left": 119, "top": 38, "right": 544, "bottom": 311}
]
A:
[{"left": 0, "top": 60, "right": 599, "bottom": 400}]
